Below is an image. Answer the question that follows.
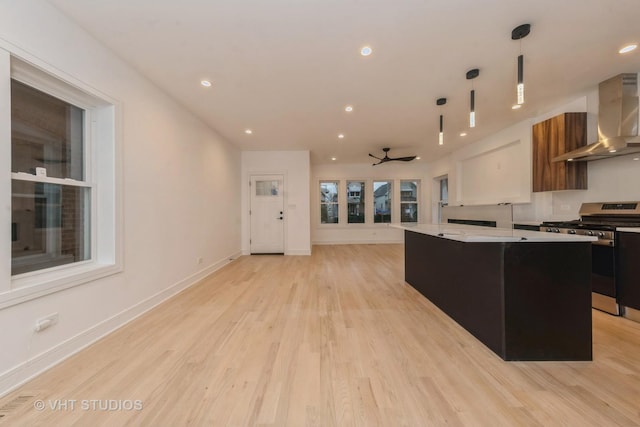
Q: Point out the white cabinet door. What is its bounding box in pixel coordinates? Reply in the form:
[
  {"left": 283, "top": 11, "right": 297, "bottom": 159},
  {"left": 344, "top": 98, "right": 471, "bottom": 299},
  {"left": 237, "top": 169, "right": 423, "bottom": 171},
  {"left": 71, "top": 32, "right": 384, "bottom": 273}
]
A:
[{"left": 250, "top": 175, "right": 285, "bottom": 254}]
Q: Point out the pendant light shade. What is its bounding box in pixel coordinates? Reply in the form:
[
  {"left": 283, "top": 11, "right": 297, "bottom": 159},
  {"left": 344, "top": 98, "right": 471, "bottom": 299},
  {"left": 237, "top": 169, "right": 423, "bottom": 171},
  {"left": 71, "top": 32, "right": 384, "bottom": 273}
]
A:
[
  {"left": 512, "top": 24, "right": 531, "bottom": 105},
  {"left": 436, "top": 97, "right": 446, "bottom": 145},
  {"left": 466, "top": 69, "right": 479, "bottom": 128}
]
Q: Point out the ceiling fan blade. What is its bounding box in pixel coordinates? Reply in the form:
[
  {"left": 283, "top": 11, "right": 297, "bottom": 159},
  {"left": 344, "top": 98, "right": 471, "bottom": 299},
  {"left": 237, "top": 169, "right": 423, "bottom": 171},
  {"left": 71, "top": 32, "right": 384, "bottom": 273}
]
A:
[
  {"left": 390, "top": 156, "right": 417, "bottom": 162},
  {"left": 369, "top": 149, "right": 416, "bottom": 164}
]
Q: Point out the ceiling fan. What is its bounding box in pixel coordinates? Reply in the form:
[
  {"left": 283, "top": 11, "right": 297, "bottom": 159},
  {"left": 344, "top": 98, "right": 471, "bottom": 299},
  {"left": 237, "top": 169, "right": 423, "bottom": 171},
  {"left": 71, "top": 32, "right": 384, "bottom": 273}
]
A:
[{"left": 368, "top": 147, "right": 417, "bottom": 166}]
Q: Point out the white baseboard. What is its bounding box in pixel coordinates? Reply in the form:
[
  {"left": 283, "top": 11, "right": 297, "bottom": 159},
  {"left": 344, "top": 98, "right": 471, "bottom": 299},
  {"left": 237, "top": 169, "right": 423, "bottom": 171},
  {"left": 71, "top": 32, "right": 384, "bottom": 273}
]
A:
[
  {"left": 312, "top": 240, "right": 403, "bottom": 245},
  {"left": 240, "top": 249, "right": 311, "bottom": 256},
  {"left": 285, "top": 249, "right": 312, "bottom": 256},
  {"left": 0, "top": 251, "right": 240, "bottom": 398}
]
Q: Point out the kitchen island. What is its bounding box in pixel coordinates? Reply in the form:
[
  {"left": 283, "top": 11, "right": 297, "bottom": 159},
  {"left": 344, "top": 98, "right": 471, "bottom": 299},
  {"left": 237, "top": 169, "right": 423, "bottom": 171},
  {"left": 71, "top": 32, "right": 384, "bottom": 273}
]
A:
[
  {"left": 393, "top": 224, "right": 596, "bottom": 361},
  {"left": 617, "top": 228, "right": 640, "bottom": 323}
]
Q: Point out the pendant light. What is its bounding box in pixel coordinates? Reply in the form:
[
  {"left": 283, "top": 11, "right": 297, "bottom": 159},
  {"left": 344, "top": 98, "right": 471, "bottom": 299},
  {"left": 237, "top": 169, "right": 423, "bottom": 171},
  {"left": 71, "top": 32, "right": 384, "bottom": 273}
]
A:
[
  {"left": 436, "top": 98, "right": 447, "bottom": 145},
  {"left": 512, "top": 24, "right": 531, "bottom": 105},
  {"left": 466, "top": 69, "right": 479, "bottom": 128}
]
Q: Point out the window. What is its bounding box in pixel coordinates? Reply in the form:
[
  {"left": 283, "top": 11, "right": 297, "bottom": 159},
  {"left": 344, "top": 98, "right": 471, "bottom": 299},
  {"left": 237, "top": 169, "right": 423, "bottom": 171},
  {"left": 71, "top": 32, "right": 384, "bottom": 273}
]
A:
[
  {"left": 438, "top": 176, "right": 448, "bottom": 223},
  {"left": 373, "top": 181, "right": 392, "bottom": 223},
  {"left": 440, "top": 178, "right": 449, "bottom": 204},
  {"left": 320, "top": 181, "right": 339, "bottom": 224},
  {"left": 1, "top": 56, "right": 120, "bottom": 302},
  {"left": 11, "top": 79, "right": 91, "bottom": 275},
  {"left": 400, "top": 180, "right": 419, "bottom": 223},
  {"left": 347, "top": 181, "right": 365, "bottom": 223},
  {"left": 255, "top": 180, "right": 280, "bottom": 196}
]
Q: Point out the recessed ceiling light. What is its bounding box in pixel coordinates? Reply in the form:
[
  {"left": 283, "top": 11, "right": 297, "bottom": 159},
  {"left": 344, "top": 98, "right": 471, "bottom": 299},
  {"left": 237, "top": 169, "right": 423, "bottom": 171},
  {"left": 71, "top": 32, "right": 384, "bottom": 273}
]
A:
[
  {"left": 360, "top": 46, "right": 372, "bottom": 56},
  {"left": 338, "top": 133, "right": 345, "bottom": 139},
  {"left": 568, "top": 159, "right": 574, "bottom": 162},
  {"left": 245, "top": 129, "right": 252, "bottom": 134},
  {"left": 345, "top": 105, "right": 353, "bottom": 112},
  {"left": 619, "top": 44, "right": 638, "bottom": 54},
  {"left": 633, "top": 157, "right": 639, "bottom": 161},
  {"left": 331, "top": 157, "right": 337, "bottom": 161},
  {"left": 609, "top": 149, "right": 617, "bottom": 153},
  {"left": 200, "top": 80, "right": 212, "bottom": 87},
  {"left": 512, "top": 104, "right": 522, "bottom": 110},
  {"left": 460, "top": 132, "right": 467, "bottom": 137}
]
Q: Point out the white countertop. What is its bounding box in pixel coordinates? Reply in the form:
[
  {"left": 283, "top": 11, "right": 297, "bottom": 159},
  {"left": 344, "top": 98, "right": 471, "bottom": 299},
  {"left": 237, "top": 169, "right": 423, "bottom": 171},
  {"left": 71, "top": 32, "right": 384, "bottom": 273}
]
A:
[
  {"left": 392, "top": 223, "right": 597, "bottom": 243},
  {"left": 618, "top": 227, "right": 640, "bottom": 234}
]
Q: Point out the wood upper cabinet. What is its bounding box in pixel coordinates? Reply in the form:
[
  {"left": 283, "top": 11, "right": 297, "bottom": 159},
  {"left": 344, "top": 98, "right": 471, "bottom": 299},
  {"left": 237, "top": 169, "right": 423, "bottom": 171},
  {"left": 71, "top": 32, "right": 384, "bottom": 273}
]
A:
[{"left": 532, "top": 112, "right": 588, "bottom": 192}]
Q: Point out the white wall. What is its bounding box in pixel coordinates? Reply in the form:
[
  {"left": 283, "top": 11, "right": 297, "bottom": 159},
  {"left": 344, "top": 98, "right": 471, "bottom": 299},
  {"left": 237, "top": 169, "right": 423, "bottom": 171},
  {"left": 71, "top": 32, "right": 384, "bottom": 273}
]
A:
[
  {"left": 0, "top": 0, "right": 241, "bottom": 396},
  {"left": 548, "top": 155, "right": 640, "bottom": 219},
  {"left": 241, "top": 151, "right": 311, "bottom": 255},
  {"left": 312, "top": 162, "right": 430, "bottom": 244},
  {"left": 445, "top": 120, "right": 534, "bottom": 206}
]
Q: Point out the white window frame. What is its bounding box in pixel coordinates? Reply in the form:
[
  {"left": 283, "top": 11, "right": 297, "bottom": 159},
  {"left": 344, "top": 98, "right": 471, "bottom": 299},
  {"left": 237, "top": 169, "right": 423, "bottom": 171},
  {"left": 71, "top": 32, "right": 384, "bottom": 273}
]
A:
[{"left": 0, "top": 52, "right": 122, "bottom": 309}]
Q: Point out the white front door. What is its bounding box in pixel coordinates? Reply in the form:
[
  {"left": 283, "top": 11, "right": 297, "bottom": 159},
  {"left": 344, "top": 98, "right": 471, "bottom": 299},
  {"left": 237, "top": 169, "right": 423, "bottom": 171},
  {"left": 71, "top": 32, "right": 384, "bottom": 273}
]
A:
[{"left": 250, "top": 175, "right": 285, "bottom": 254}]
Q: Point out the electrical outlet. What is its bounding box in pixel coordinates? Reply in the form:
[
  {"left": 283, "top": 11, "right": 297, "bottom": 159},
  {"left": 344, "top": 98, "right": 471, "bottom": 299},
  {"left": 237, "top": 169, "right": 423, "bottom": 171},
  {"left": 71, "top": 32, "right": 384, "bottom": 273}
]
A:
[{"left": 34, "top": 313, "right": 59, "bottom": 332}]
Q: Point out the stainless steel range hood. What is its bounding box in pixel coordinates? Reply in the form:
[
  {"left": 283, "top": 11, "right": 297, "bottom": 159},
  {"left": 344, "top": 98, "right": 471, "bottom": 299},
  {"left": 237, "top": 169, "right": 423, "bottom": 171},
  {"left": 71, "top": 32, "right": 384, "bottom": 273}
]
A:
[{"left": 553, "top": 73, "right": 640, "bottom": 162}]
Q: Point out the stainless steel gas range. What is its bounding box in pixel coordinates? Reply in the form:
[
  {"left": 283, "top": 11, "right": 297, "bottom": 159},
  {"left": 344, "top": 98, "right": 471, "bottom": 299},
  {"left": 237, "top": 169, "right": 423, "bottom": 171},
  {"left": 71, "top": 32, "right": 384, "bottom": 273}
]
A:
[{"left": 541, "top": 202, "right": 640, "bottom": 315}]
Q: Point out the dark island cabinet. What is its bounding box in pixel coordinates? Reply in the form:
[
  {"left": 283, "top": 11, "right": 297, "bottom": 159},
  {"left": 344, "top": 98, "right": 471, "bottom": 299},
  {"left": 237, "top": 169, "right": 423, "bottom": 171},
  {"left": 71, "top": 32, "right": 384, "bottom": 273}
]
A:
[
  {"left": 618, "top": 231, "right": 640, "bottom": 311},
  {"left": 532, "top": 112, "right": 588, "bottom": 192}
]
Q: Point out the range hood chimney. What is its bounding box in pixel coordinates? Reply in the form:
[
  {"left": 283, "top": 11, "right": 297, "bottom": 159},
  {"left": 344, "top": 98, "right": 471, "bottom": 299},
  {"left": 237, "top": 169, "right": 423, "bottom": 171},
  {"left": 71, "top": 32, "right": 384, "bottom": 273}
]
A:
[{"left": 553, "top": 73, "right": 640, "bottom": 162}]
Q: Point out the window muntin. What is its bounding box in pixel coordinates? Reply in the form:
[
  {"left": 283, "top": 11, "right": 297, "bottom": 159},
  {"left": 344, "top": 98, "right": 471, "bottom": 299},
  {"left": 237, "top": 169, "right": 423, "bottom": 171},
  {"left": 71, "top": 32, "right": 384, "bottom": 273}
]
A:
[
  {"left": 400, "top": 180, "right": 419, "bottom": 223},
  {"left": 347, "top": 181, "right": 365, "bottom": 223},
  {"left": 373, "top": 181, "right": 392, "bottom": 223},
  {"left": 10, "top": 78, "right": 92, "bottom": 276},
  {"left": 320, "top": 181, "right": 339, "bottom": 224}
]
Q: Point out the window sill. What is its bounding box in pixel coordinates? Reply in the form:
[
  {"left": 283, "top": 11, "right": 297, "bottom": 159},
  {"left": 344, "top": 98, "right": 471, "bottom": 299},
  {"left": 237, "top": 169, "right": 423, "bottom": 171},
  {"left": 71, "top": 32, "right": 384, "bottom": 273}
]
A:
[
  {"left": 0, "top": 262, "right": 122, "bottom": 310},
  {"left": 317, "top": 223, "right": 396, "bottom": 228}
]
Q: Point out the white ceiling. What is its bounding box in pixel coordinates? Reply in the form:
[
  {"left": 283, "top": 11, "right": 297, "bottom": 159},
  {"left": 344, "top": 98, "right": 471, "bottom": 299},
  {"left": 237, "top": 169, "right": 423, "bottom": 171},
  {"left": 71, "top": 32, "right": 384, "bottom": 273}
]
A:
[{"left": 48, "top": 0, "right": 640, "bottom": 164}]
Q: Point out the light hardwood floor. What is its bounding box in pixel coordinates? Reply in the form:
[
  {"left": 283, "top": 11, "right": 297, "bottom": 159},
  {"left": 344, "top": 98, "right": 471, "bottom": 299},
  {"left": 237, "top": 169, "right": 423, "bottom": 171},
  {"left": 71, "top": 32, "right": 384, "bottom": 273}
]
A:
[{"left": 1, "top": 244, "right": 640, "bottom": 426}]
